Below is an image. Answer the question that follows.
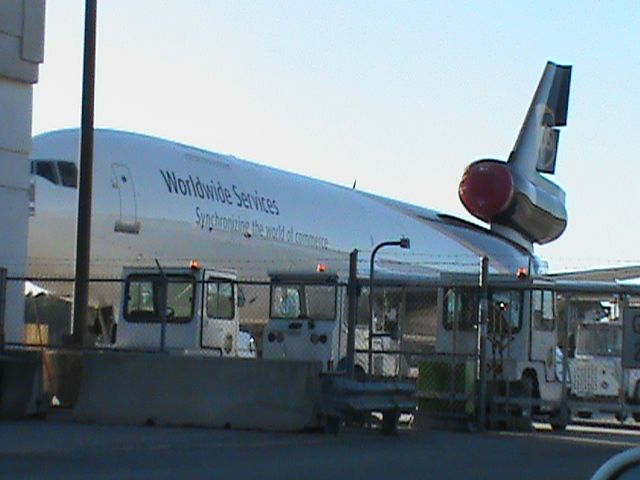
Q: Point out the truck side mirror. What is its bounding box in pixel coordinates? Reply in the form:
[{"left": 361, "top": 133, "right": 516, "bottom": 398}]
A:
[
  {"left": 237, "top": 289, "right": 246, "bottom": 308},
  {"left": 568, "top": 333, "right": 576, "bottom": 357},
  {"left": 387, "top": 320, "right": 400, "bottom": 340}
]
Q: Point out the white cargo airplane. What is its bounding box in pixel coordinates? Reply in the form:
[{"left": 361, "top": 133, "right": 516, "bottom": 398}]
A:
[{"left": 27, "top": 62, "right": 571, "bottom": 310}]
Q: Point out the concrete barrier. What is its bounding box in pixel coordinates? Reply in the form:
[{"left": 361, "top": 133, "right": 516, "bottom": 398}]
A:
[
  {"left": 74, "top": 352, "right": 323, "bottom": 431},
  {"left": 43, "top": 350, "right": 84, "bottom": 407},
  {"left": 1, "top": 349, "right": 49, "bottom": 418}
]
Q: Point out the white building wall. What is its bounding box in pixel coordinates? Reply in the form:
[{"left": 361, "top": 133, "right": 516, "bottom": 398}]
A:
[{"left": 0, "top": 0, "right": 45, "bottom": 343}]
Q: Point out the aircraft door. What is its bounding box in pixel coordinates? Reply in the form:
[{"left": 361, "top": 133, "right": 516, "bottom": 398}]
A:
[
  {"left": 111, "top": 163, "right": 140, "bottom": 234},
  {"left": 530, "top": 290, "right": 557, "bottom": 382},
  {"left": 201, "top": 276, "right": 238, "bottom": 356}
]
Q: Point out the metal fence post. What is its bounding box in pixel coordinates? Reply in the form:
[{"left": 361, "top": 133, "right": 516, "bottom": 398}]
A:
[
  {"left": 450, "top": 287, "right": 458, "bottom": 413},
  {"left": 477, "top": 256, "right": 489, "bottom": 431},
  {"left": 155, "top": 259, "right": 167, "bottom": 353},
  {"left": 399, "top": 286, "right": 407, "bottom": 380},
  {"left": 0, "top": 268, "right": 5, "bottom": 350},
  {"left": 560, "top": 294, "right": 570, "bottom": 425},
  {"left": 346, "top": 249, "right": 358, "bottom": 378}
]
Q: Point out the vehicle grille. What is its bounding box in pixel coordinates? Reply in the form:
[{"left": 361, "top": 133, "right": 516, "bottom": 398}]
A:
[{"left": 572, "top": 363, "right": 598, "bottom": 396}]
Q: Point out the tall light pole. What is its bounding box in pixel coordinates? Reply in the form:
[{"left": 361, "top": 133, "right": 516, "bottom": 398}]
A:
[
  {"left": 368, "top": 238, "right": 410, "bottom": 376},
  {"left": 72, "top": 0, "right": 98, "bottom": 346}
]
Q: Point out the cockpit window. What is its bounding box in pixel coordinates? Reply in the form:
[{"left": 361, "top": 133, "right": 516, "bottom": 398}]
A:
[
  {"left": 58, "top": 161, "right": 78, "bottom": 188},
  {"left": 35, "top": 161, "right": 58, "bottom": 184},
  {"left": 31, "top": 160, "right": 78, "bottom": 189}
]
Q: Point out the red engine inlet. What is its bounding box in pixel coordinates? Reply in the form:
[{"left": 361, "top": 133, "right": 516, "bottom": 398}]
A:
[{"left": 459, "top": 160, "right": 514, "bottom": 222}]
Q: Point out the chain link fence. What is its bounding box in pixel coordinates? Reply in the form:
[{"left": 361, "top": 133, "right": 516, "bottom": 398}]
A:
[
  {"left": 7, "top": 267, "right": 640, "bottom": 431},
  {"left": 351, "top": 276, "right": 640, "bottom": 431},
  {"left": 478, "top": 283, "right": 640, "bottom": 430}
]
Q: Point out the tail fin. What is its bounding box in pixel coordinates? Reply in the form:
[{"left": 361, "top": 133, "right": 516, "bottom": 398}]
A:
[
  {"left": 459, "top": 62, "right": 572, "bottom": 249},
  {"left": 508, "top": 61, "right": 572, "bottom": 174}
]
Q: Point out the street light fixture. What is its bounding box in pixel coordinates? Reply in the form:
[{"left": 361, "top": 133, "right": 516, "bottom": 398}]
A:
[{"left": 368, "top": 237, "right": 411, "bottom": 376}]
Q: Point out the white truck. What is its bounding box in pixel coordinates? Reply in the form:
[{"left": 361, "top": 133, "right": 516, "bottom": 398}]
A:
[
  {"left": 569, "top": 317, "right": 640, "bottom": 421},
  {"left": 261, "top": 272, "right": 402, "bottom": 378},
  {"left": 434, "top": 279, "right": 567, "bottom": 426},
  {"left": 434, "top": 278, "right": 640, "bottom": 426},
  {"left": 116, "top": 264, "right": 249, "bottom": 356}
]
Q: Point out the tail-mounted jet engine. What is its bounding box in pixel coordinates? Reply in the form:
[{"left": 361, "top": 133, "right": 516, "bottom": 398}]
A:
[{"left": 458, "top": 62, "right": 572, "bottom": 249}]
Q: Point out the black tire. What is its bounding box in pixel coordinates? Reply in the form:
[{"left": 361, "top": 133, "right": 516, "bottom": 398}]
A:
[
  {"left": 325, "top": 415, "right": 341, "bottom": 435},
  {"left": 354, "top": 365, "right": 367, "bottom": 383},
  {"left": 615, "top": 412, "right": 627, "bottom": 423},
  {"left": 519, "top": 373, "right": 539, "bottom": 418},
  {"left": 381, "top": 409, "right": 399, "bottom": 436},
  {"left": 550, "top": 408, "right": 570, "bottom": 432},
  {"left": 633, "top": 413, "right": 640, "bottom": 423},
  {"left": 577, "top": 411, "right": 592, "bottom": 419},
  {"left": 550, "top": 421, "right": 567, "bottom": 432}
]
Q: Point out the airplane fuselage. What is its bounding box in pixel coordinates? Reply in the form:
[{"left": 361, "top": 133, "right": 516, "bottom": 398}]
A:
[{"left": 28, "top": 128, "right": 531, "bottom": 306}]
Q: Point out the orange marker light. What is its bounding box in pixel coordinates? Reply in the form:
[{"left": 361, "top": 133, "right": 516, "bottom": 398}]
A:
[
  {"left": 516, "top": 267, "right": 528, "bottom": 279},
  {"left": 316, "top": 263, "right": 327, "bottom": 273},
  {"left": 189, "top": 260, "right": 201, "bottom": 270}
]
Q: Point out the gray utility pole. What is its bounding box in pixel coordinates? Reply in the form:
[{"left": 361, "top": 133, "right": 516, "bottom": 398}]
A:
[
  {"left": 476, "top": 256, "right": 489, "bottom": 432},
  {"left": 71, "top": 0, "right": 97, "bottom": 346},
  {"left": 345, "top": 250, "right": 359, "bottom": 378}
]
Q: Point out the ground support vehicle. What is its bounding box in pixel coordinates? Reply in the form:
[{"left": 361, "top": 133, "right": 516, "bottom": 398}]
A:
[
  {"left": 432, "top": 276, "right": 640, "bottom": 430},
  {"left": 261, "top": 271, "right": 415, "bottom": 433},
  {"left": 569, "top": 318, "right": 640, "bottom": 422},
  {"left": 262, "top": 272, "right": 402, "bottom": 377},
  {"left": 117, "top": 264, "right": 241, "bottom": 356},
  {"left": 432, "top": 275, "right": 567, "bottom": 428}
]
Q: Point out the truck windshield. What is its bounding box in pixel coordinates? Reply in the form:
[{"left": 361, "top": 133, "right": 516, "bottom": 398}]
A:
[
  {"left": 270, "top": 284, "right": 336, "bottom": 320},
  {"left": 576, "top": 323, "right": 622, "bottom": 357},
  {"left": 442, "top": 287, "right": 477, "bottom": 331},
  {"left": 207, "top": 280, "right": 234, "bottom": 319},
  {"left": 124, "top": 274, "right": 195, "bottom": 323},
  {"left": 489, "top": 290, "right": 522, "bottom": 334}
]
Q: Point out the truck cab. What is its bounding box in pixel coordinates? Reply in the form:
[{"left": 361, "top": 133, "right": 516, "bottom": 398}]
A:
[
  {"left": 262, "top": 273, "right": 346, "bottom": 371},
  {"left": 116, "top": 264, "right": 240, "bottom": 356},
  {"left": 435, "top": 276, "right": 564, "bottom": 407},
  {"left": 569, "top": 312, "right": 640, "bottom": 421},
  {"left": 570, "top": 319, "right": 623, "bottom": 401},
  {"left": 261, "top": 271, "right": 404, "bottom": 378}
]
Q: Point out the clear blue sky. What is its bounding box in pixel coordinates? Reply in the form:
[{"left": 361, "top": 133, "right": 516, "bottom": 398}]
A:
[{"left": 32, "top": 1, "right": 640, "bottom": 271}]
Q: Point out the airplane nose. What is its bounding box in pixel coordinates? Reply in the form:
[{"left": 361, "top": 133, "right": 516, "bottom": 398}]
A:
[{"left": 459, "top": 159, "right": 514, "bottom": 222}]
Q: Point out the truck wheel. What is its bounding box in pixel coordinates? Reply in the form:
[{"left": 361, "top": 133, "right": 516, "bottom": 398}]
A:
[
  {"left": 633, "top": 413, "right": 640, "bottom": 423},
  {"left": 550, "top": 421, "right": 567, "bottom": 432},
  {"left": 577, "top": 411, "right": 592, "bottom": 419},
  {"left": 325, "top": 415, "right": 341, "bottom": 435},
  {"left": 381, "top": 409, "right": 399, "bottom": 436},
  {"left": 520, "top": 373, "right": 539, "bottom": 417},
  {"left": 550, "top": 408, "right": 569, "bottom": 431}
]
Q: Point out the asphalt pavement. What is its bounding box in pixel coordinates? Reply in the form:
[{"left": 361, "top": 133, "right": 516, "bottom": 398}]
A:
[{"left": 0, "top": 414, "right": 638, "bottom": 480}]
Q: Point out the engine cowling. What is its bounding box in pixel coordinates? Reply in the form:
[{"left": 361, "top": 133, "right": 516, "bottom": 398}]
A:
[
  {"left": 459, "top": 160, "right": 514, "bottom": 222},
  {"left": 459, "top": 159, "right": 567, "bottom": 245}
]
